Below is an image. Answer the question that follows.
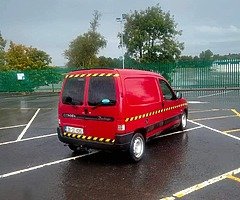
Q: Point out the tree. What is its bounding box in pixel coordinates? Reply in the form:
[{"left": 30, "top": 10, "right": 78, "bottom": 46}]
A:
[
  {"left": 5, "top": 42, "right": 52, "bottom": 70},
  {"left": 199, "top": 49, "right": 213, "bottom": 60},
  {"left": 27, "top": 47, "right": 52, "bottom": 68},
  {"left": 179, "top": 55, "right": 193, "bottom": 61},
  {"left": 98, "top": 56, "right": 115, "bottom": 68},
  {"left": 122, "top": 5, "right": 184, "bottom": 63},
  {"left": 65, "top": 10, "right": 106, "bottom": 68},
  {"left": 0, "top": 32, "right": 7, "bottom": 68},
  {"left": 0, "top": 35, "right": 60, "bottom": 92}
]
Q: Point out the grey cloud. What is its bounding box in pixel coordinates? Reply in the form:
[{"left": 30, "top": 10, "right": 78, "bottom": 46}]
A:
[{"left": 1, "top": 0, "right": 240, "bottom": 65}]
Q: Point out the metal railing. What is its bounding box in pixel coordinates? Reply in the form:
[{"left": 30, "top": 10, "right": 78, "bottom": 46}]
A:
[
  {"left": 171, "top": 59, "right": 240, "bottom": 90},
  {"left": 0, "top": 59, "right": 239, "bottom": 93}
]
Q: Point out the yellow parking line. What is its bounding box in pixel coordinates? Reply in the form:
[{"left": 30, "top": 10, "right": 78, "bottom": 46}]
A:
[
  {"left": 159, "top": 166, "right": 240, "bottom": 199},
  {"left": 224, "top": 129, "right": 240, "bottom": 133},
  {"left": 231, "top": 109, "right": 240, "bottom": 117},
  {"left": 227, "top": 175, "right": 240, "bottom": 183}
]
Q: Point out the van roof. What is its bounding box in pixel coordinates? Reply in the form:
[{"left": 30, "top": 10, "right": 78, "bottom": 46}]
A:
[{"left": 67, "top": 68, "right": 165, "bottom": 79}]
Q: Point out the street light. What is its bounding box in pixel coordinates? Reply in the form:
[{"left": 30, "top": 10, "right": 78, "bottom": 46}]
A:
[{"left": 116, "top": 14, "right": 126, "bottom": 69}]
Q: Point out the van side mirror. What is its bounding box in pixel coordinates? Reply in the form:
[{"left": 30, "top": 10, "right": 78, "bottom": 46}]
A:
[{"left": 176, "top": 91, "right": 182, "bottom": 99}]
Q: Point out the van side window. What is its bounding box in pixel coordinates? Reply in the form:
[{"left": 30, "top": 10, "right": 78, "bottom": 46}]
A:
[
  {"left": 62, "top": 78, "right": 85, "bottom": 105},
  {"left": 125, "top": 77, "right": 159, "bottom": 105},
  {"left": 88, "top": 77, "right": 116, "bottom": 106},
  {"left": 159, "top": 80, "right": 175, "bottom": 100}
]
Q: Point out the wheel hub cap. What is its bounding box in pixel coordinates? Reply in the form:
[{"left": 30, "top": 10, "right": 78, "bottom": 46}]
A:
[{"left": 133, "top": 137, "right": 143, "bottom": 158}]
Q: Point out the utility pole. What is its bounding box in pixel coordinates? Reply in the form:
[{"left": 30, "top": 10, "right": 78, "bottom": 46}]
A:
[{"left": 116, "top": 14, "right": 126, "bottom": 69}]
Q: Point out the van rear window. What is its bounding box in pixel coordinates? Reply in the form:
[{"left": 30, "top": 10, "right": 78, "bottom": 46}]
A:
[
  {"left": 88, "top": 77, "right": 116, "bottom": 106},
  {"left": 62, "top": 78, "right": 85, "bottom": 105}
]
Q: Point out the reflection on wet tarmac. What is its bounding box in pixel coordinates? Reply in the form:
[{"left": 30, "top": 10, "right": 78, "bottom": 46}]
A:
[
  {"left": 61, "top": 133, "right": 188, "bottom": 200},
  {"left": 20, "top": 100, "right": 28, "bottom": 109}
]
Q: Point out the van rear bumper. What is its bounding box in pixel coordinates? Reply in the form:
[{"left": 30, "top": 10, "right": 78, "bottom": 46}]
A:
[{"left": 57, "top": 127, "right": 133, "bottom": 151}]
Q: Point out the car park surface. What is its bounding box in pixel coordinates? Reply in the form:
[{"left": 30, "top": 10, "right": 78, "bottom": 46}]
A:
[{"left": 0, "top": 90, "right": 240, "bottom": 200}]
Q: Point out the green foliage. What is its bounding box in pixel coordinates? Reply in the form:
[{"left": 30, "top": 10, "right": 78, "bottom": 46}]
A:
[
  {"left": 199, "top": 49, "right": 213, "bottom": 60},
  {"left": 179, "top": 49, "right": 240, "bottom": 68},
  {"left": 212, "top": 53, "right": 240, "bottom": 60},
  {"left": 123, "top": 5, "right": 184, "bottom": 63},
  {"left": 65, "top": 32, "right": 106, "bottom": 68},
  {"left": 96, "top": 56, "right": 140, "bottom": 69},
  {"left": 0, "top": 32, "right": 7, "bottom": 68},
  {"left": 4, "top": 42, "right": 52, "bottom": 70},
  {"left": 180, "top": 49, "right": 240, "bottom": 62},
  {"left": 65, "top": 10, "right": 106, "bottom": 68},
  {"left": 97, "top": 56, "right": 115, "bottom": 68}
]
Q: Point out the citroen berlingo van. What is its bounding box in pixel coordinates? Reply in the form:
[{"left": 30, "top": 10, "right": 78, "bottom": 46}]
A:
[{"left": 57, "top": 69, "right": 188, "bottom": 161}]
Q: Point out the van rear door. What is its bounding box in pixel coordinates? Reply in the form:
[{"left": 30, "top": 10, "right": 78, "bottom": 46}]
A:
[
  {"left": 60, "top": 74, "right": 119, "bottom": 141},
  {"left": 60, "top": 77, "right": 86, "bottom": 135},
  {"left": 84, "top": 76, "right": 119, "bottom": 140}
]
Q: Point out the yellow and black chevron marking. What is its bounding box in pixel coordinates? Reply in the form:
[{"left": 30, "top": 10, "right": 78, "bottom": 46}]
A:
[
  {"left": 65, "top": 73, "right": 120, "bottom": 79},
  {"left": 125, "top": 103, "right": 188, "bottom": 123},
  {"left": 63, "top": 132, "right": 115, "bottom": 144}
]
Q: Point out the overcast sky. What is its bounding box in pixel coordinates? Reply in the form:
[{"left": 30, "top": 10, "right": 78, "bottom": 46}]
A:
[{"left": 1, "top": 0, "right": 240, "bottom": 66}]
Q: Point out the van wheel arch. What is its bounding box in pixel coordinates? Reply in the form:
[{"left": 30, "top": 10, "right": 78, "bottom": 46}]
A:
[{"left": 134, "top": 128, "right": 147, "bottom": 139}]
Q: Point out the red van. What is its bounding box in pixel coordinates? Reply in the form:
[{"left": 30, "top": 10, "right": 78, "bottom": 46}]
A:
[{"left": 57, "top": 69, "right": 188, "bottom": 161}]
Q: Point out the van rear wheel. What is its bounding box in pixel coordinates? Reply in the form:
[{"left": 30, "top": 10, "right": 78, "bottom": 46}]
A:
[{"left": 129, "top": 133, "right": 145, "bottom": 162}]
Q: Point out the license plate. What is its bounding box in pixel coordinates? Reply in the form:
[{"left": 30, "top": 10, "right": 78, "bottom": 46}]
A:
[{"left": 65, "top": 126, "right": 84, "bottom": 134}]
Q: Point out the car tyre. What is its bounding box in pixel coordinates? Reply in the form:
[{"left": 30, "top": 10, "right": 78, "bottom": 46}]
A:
[
  {"left": 129, "top": 133, "right": 145, "bottom": 162},
  {"left": 178, "top": 111, "right": 187, "bottom": 131}
]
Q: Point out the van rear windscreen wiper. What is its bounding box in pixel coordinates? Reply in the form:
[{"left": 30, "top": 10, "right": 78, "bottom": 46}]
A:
[{"left": 63, "top": 96, "right": 83, "bottom": 105}]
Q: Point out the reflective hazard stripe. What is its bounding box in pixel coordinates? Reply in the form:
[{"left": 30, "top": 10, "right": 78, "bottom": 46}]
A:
[
  {"left": 66, "top": 73, "right": 120, "bottom": 78},
  {"left": 125, "top": 103, "right": 188, "bottom": 123},
  {"left": 63, "top": 133, "right": 115, "bottom": 144}
]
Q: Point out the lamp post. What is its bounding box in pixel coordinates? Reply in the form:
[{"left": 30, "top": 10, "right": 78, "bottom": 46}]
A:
[{"left": 116, "top": 14, "right": 126, "bottom": 69}]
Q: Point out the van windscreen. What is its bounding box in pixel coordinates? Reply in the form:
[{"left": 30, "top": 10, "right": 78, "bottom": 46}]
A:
[
  {"left": 62, "top": 78, "right": 85, "bottom": 105},
  {"left": 88, "top": 77, "right": 116, "bottom": 106}
]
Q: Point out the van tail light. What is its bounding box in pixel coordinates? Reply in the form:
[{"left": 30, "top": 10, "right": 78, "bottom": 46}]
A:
[
  {"left": 58, "top": 119, "right": 61, "bottom": 125},
  {"left": 117, "top": 124, "right": 125, "bottom": 131}
]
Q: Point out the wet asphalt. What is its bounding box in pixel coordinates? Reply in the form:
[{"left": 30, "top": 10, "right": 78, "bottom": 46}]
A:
[{"left": 0, "top": 91, "right": 240, "bottom": 200}]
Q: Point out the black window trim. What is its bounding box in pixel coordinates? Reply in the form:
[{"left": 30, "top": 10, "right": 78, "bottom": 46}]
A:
[{"left": 159, "top": 80, "right": 177, "bottom": 100}]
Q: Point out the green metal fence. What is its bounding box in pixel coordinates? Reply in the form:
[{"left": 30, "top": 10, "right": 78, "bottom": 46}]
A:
[
  {"left": 0, "top": 68, "right": 71, "bottom": 93},
  {"left": 171, "top": 59, "right": 240, "bottom": 89},
  {"left": 125, "top": 59, "right": 240, "bottom": 89},
  {"left": 0, "top": 59, "right": 239, "bottom": 93}
]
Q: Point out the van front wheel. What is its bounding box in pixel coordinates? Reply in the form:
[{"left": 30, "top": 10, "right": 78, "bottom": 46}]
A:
[
  {"left": 129, "top": 133, "right": 145, "bottom": 162},
  {"left": 177, "top": 111, "right": 187, "bottom": 131}
]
